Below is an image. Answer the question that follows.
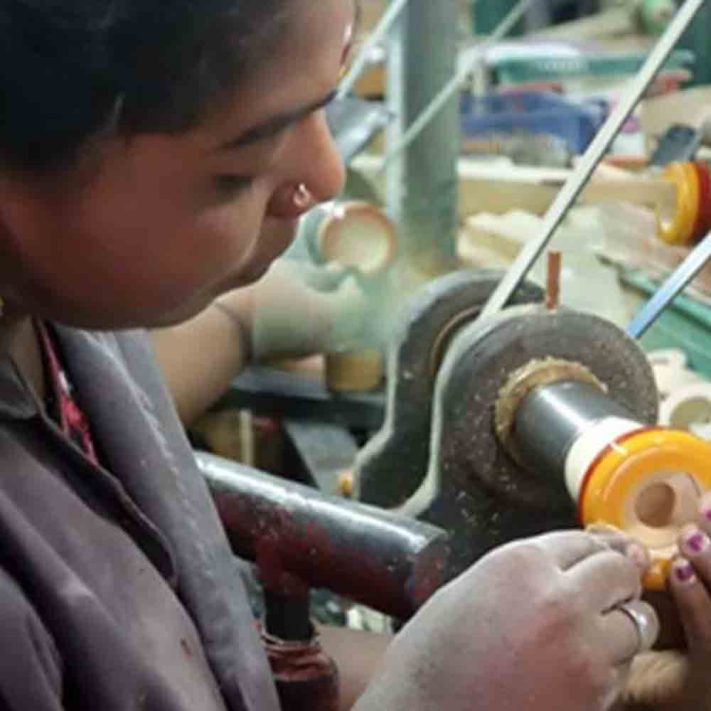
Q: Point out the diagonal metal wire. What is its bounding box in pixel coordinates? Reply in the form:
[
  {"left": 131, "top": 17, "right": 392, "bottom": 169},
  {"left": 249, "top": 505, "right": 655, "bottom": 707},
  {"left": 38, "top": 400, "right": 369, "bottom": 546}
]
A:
[
  {"left": 339, "top": 0, "right": 412, "bottom": 100},
  {"left": 628, "top": 231, "right": 711, "bottom": 339},
  {"left": 338, "top": 0, "right": 484, "bottom": 101}
]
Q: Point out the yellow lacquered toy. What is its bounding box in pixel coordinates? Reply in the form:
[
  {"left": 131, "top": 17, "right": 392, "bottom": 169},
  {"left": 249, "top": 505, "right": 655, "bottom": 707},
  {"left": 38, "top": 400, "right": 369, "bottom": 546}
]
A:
[
  {"left": 657, "top": 162, "right": 701, "bottom": 246},
  {"left": 579, "top": 428, "right": 711, "bottom": 590}
]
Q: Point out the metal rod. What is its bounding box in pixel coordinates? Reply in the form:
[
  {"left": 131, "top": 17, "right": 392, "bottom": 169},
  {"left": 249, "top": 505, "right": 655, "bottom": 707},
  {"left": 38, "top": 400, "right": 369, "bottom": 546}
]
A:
[
  {"left": 513, "top": 381, "right": 634, "bottom": 476},
  {"left": 628, "top": 230, "right": 711, "bottom": 339},
  {"left": 199, "top": 452, "right": 450, "bottom": 619},
  {"left": 546, "top": 251, "right": 562, "bottom": 310},
  {"left": 480, "top": 0, "right": 707, "bottom": 320},
  {"left": 382, "top": 0, "right": 533, "bottom": 168},
  {"left": 338, "top": 0, "right": 413, "bottom": 100},
  {"left": 264, "top": 590, "right": 313, "bottom": 642}
]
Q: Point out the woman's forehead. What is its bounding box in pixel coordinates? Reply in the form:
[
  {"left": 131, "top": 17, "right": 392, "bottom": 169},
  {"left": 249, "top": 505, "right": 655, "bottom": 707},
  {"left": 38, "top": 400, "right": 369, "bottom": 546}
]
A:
[{"left": 198, "top": 0, "right": 354, "bottom": 148}]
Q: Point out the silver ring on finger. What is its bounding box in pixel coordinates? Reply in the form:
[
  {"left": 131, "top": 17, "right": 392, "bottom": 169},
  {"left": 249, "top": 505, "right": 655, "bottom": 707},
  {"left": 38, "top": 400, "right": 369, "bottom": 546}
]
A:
[{"left": 615, "top": 600, "right": 659, "bottom": 657}]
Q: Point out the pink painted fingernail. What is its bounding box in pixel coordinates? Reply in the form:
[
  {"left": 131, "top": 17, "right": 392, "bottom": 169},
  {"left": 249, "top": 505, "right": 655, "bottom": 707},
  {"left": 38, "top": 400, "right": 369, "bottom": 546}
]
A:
[
  {"left": 683, "top": 529, "right": 711, "bottom": 555},
  {"left": 673, "top": 559, "right": 697, "bottom": 585}
]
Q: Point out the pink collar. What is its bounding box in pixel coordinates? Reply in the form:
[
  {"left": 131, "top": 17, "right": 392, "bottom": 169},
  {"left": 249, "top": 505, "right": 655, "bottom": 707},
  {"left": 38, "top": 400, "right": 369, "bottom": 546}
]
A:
[{"left": 35, "top": 321, "right": 99, "bottom": 465}]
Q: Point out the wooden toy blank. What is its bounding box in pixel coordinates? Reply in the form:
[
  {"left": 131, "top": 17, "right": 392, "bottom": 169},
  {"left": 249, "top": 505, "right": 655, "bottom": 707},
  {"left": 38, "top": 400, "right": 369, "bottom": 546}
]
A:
[
  {"left": 318, "top": 202, "right": 397, "bottom": 275},
  {"left": 661, "top": 383, "right": 711, "bottom": 434},
  {"left": 325, "top": 351, "right": 384, "bottom": 393},
  {"left": 626, "top": 473, "right": 702, "bottom": 555}
]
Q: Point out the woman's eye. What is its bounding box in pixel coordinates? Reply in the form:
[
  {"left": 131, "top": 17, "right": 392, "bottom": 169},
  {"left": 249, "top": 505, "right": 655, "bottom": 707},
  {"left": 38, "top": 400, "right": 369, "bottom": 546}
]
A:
[{"left": 213, "top": 174, "right": 254, "bottom": 197}]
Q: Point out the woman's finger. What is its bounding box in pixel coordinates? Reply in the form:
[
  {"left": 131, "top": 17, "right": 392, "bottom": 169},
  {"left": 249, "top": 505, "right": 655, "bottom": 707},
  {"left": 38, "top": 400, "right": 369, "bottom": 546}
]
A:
[
  {"left": 585, "top": 524, "right": 651, "bottom": 574},
  {"left": 697, "top": 493, "right": 711, "bottom": 539},
  {"left": 585, "top": 523, "right": 634, "bottom": 553},
  {"left": 678, "top": 527, "right": 711, "bottom": 589},
  {"left": 567, "top": 550, "right": 642, "bottom": 612},
  {"left": 535, "top": 530, "right": 610, "bottom": 571},
  {"left": 599, "top": 601, "right": 659, "bottom": 665},
  {"left": 669, "top": 557, "right": 711, "bottom": 651}
]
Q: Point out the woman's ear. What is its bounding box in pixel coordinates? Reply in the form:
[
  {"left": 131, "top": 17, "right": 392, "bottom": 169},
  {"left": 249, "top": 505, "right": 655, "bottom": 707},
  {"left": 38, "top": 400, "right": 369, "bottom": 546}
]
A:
[{"left": 0, "top": 172, "right": 46, "bottom": 261}]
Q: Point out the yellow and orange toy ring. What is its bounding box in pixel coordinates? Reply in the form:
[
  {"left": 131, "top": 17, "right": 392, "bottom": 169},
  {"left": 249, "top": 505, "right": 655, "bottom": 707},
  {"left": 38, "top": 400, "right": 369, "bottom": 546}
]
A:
[{"left": 658, "top": 162, "right": 700, "bottom": 246}]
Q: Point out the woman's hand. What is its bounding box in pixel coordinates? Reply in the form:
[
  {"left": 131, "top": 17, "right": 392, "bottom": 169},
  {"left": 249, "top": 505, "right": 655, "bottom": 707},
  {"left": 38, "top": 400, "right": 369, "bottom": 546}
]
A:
[
  {"left": 625, "top": 501, "right": 711, "bottom": 711},
  {"left": 355, "top": 530, "right": 657, "bottom": 711},
  {"left": 221, "top": 258, "right": 370, "bottom": 362},
  {"left": 657, "top": 503, "right": 711, "bottom": 710}
]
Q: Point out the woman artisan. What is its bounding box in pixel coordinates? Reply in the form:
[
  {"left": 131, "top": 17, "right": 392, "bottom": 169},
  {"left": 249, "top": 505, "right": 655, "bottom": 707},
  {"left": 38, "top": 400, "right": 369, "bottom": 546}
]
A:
[{"left": 0, "top": 1, "right": 667, "bottom": 709}]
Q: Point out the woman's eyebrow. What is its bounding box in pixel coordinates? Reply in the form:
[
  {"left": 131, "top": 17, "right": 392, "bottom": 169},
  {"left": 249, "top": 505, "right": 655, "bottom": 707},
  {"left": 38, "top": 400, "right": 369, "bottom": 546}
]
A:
[{"left": 217, "top": 90, "right": 337, "bottom": 151}]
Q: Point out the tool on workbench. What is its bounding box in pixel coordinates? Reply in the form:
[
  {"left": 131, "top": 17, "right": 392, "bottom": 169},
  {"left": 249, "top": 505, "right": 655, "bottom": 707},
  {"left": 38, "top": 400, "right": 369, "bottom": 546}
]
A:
[
  {"left": 650, "top": 124, "right": 703, "bottom": 166},
  {"left": 648, "top": 108, "right": 711, "bottom": 168},
  {"left": 629, "top": 229, "right": 711, "bottom": 339}
]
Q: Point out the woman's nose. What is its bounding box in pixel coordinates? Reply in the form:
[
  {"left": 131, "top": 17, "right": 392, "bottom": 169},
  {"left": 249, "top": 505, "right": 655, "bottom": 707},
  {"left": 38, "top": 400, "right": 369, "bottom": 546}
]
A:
[
  {"left": 266, "top": 112, "right": 346, "bottom": 220},
  {"left": 299, "top": 112, "right": 346, "bottom": 203}
]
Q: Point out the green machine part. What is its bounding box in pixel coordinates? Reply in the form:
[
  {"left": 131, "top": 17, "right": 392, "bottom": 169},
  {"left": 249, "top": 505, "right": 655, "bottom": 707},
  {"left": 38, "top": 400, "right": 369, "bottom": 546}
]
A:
[
  {"left": 679, "top": 0, "right": 711, "bottom": 86},
  {"left": 473, "top": 0, "right": 524, "bottom": 35},
  {"left": 474, "top": 0, "right": 705, "bottom": 44},
  {"left": 474, "top": 0, "right": 710, "bottom": 86}
]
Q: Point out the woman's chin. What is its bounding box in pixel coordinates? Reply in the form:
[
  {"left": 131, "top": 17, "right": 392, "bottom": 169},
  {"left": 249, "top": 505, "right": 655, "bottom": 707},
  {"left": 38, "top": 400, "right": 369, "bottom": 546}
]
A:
[
  {"left": 150, "top": 231, "right": 298, "bottom": 328},
  {"left": 238, "top": 261, "right": 272, "bottom": 285}
]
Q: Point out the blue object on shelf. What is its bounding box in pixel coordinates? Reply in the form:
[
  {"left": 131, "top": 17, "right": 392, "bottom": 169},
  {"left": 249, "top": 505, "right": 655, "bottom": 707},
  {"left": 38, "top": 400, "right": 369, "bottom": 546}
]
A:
[{"left": 460, "top": 92, "right": 606, "bottom": 154}]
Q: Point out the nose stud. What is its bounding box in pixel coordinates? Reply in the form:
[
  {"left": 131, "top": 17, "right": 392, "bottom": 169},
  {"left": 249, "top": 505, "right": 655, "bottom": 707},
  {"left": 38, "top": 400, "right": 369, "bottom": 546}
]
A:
[{"left": 292, "top": 184, "right": 313, "bottom": 211}]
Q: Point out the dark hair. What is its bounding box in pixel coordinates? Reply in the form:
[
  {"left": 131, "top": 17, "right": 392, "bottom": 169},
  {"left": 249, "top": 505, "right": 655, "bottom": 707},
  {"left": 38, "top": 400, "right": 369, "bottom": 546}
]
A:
[{"left": 0, "top": 0, "right": 291, "bottom": 171}]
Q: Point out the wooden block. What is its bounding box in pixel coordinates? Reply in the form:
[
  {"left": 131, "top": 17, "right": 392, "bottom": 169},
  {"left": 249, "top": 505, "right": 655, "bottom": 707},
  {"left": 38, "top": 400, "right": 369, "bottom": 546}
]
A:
[{"left": 325, "top": 351, "right": 384, "bottom": 393}]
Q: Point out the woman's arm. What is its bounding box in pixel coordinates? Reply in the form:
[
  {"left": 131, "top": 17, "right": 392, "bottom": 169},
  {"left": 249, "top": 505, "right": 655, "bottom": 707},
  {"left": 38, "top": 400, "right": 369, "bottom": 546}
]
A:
[
  {"left": 152, "top": 260, "right": 368, "bottom": 427},
  {"left": 620, "top": 511, "right": 711, "bottom": 711},
  {"left": 151, "top": 294, "right": 252, "bottom": 427}
]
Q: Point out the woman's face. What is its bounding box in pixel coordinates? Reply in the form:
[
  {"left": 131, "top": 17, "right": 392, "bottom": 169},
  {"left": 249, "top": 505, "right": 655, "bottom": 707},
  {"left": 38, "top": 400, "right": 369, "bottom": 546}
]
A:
[{"left": 0, "top": 0, "right": 352, "bottom": 329}]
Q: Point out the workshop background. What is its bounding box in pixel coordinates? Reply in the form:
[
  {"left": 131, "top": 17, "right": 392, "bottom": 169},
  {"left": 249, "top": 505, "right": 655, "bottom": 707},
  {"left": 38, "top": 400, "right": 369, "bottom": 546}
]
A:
[{"left": 195, "top": 0, "right": 711, "bottom": 649}]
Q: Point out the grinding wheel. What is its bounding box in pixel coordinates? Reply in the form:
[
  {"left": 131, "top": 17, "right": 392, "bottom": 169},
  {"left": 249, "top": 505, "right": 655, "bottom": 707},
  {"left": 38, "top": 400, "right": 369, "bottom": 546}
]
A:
[
  {"left": 356, "top": 270, "right": 542, "bottom": 507},
  {"left": 399, "top": 305, "right": 659, "bottom": 579}
]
